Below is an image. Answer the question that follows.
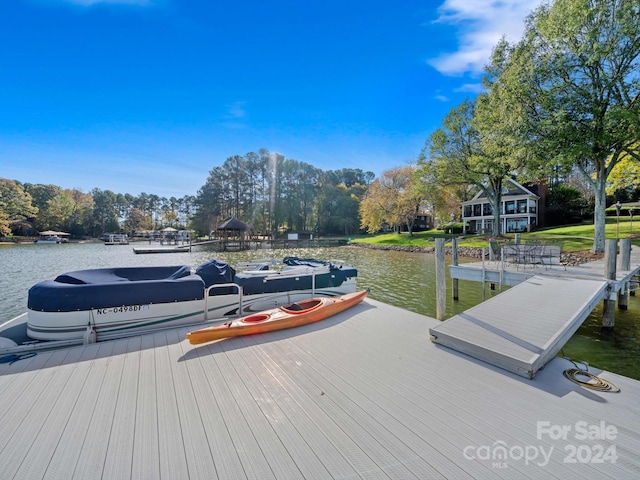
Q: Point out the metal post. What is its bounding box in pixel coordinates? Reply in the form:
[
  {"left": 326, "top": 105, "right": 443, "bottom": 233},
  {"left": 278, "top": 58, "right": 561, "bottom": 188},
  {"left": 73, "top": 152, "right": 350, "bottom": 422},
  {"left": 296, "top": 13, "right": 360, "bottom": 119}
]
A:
[
  {"left": 618, "top": 238, "right": 631, "bottom": 310},
  {"left": 481, "top": 248, "right": 486, "bottom": 301},
  {"left": 602, "top": 239, "right": 617, "bottom": 329},
  {"left": 435, "top": 238, "right": 446, "bottom": 320},
  {"left": 452, "top": 238, "right": 459, "bottom": 301}
]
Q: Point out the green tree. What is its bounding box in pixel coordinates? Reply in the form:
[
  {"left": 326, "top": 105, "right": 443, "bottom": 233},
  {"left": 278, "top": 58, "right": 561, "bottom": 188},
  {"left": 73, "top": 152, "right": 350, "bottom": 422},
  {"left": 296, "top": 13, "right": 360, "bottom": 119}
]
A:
[
  {"left": 419, "top": 98, "right": 517, "bottom": 237},
  {"left": 90, "top": 189, "right": 120, "bottom": 235},
  {"left": 546, "top": 184, "right": 586, "bottom": 226},
  {"left": 606, "top": 152, "right": 640, "bottom": 199},
  {"left": 191, "top": 166, "right": 226, "bottom": 236},
  {"left": 359, "top": 166, "right": 423, "bottom": 235},
  {"left": 494, "top": 0, "right": 640, "bottom": 252},
  {"left": 0, "top": 209, "right": 10, "bottom": 236},
  {"left": 0, "top": 178, "right": 38, "bottom": 235},
  {"left": 124, "top": 207, "right": 153, "bottom": 234},
  {"left": 24, "top": 183, "right": 62, "bottom": 231},
  {"left": 413, "top": 161, "right": 472, "bottom": 226},
  {"left": 316, "top": 170, "right": 369, "bottom": 235},
  {"left": 66, "top": 189, "right": 95, "bottom": 236}
]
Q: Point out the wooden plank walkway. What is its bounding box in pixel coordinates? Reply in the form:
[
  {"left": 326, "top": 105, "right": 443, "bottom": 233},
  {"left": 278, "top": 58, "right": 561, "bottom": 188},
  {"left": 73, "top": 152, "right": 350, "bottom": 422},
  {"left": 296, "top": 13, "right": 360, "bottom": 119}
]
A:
[
  {"left": 1, "top": 298, "right": 639, "bottom": 479},
  {"left": 429, "top": 276, "right": 608, "bottom": 378}
]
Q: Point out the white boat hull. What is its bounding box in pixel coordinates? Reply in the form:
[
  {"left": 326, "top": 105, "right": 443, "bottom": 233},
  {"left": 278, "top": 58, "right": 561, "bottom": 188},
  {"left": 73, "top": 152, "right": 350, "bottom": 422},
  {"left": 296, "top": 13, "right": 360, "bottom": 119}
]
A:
[{"left": 27, "top": 281, "right": 357, "bottom": 341}]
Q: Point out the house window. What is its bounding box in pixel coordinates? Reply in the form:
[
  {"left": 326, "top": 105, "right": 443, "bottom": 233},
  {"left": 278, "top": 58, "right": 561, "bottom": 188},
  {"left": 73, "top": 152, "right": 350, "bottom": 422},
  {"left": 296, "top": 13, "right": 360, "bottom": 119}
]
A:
[
  {"left": 506, "top": 218, "right": 528, "bottom": 233},
  {"left": 483, "top": 203, "right": 492, "bottom": 215},
  {"left": 464, "top": 205, "right": 472, "bottom": 217},
  {"left": 505, "top": 201, "right": 515, "bottom": 214},
  {"left": 473, "top": 204, "right": 481, "bottom": 216},
  {"left": 529, "top": 199, "right": 537, "bottom": 213},
  {"left": 484, "top": 220, "right": 494, "bottom": 233},
  {"left": 517, "top": 200, "right": 527, "bottom": 213}
]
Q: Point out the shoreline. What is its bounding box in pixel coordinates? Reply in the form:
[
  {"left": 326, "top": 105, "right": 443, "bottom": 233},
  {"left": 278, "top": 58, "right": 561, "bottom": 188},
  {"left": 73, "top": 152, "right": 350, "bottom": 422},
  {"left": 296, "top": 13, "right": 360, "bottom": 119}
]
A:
[{"left": 348, "top": 242, "right": 604, "bottom": 266}]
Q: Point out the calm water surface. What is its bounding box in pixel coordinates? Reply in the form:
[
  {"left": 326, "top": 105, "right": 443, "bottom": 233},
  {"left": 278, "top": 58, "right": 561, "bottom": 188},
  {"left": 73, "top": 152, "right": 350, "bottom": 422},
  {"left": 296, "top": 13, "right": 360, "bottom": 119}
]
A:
[{"left": 1, "top": 242, "right": 638, "bottom": 379}]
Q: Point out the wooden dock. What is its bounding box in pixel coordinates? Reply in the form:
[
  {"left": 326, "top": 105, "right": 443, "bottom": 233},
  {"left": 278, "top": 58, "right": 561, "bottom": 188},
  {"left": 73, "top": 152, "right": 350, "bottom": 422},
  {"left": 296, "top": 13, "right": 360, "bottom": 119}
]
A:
[
  {"left": 1, "top": 298, "right": 639, "bottom": 479},
  {"left": 434, "top": 244, "right": 640, "bottom": 379},
  {"left": 429, "top": 276, "right": 608, "bottom": 378},
  {"left": 132, "top": 245, "right": 191, "bottom": 254}
]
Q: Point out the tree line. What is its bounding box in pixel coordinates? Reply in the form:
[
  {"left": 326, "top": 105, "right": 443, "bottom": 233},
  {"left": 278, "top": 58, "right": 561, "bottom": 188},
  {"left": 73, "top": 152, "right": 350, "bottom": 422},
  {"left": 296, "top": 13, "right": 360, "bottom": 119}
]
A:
[
  {"left": 0, "top": 149, "right": 374, "bottom": 238},
  {"left": 3, "top": 0, "right": 638, "bottom": 250},
  {"left": 413, "top": 0, "right": 640, "bottom": 253}
]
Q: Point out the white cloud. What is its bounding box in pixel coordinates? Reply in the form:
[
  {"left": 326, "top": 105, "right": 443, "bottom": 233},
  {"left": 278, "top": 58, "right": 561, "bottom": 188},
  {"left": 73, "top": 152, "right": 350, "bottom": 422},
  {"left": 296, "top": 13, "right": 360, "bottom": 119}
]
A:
[
  {"left": 226, "top": 101, "right": 247, "bottom": 119},
  {"left": 62, "top": 0, "right": 153, "bottom": 6},
  {"left": 455, "top": 83, "right": 485, "bottom": 94},
  {"left": 428, "top": 0, "right": 545, "bottom": 76},
  {"left": 219, "top": 101, "right": 248, "bottom": 129}
]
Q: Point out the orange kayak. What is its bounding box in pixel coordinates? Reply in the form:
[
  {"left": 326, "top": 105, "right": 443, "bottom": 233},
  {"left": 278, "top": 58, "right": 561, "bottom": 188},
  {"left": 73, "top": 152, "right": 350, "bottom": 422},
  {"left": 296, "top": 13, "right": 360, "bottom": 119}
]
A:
[{"left": 187, "top": 290, "right": 367, "bottom": 345}]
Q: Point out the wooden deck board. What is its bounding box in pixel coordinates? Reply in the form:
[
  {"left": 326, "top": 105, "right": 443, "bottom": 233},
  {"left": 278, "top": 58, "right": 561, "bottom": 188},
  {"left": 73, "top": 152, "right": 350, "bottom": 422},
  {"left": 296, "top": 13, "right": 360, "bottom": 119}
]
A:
[
  {"left": 235, "top": 338, "right": 368, "bottom": 480},
  {"left": 131, "top": 333, "right": 160, "bottom": 480},
  {"left": 1, "top": 298, "right": 639, "bottom": 479},
  {"left": 102, "top": 336, "right": 142, "bottom": 480},
  {"left": 72, "top": 339, "right": 129, "bottom": 480},
  {"left": 257, "top": 331, "right": 487, "bottom": 480},
  {"left": 223, "top": 336, "right": 335, "bottom": 480},
  {"left": 327, "top": 305, "right": 637, "bottom": 479},
  {"left": 154, "top": 331, "right": 190, "bottom": 480},
  {"left": 272, "top": 312, "right": 572, "bottom": 480},
  {"left": 13, "top": 345, "right": 101, "bottom": 480},
  {"left": 194, "top": 341, "right": 278, "bottom": 480}
]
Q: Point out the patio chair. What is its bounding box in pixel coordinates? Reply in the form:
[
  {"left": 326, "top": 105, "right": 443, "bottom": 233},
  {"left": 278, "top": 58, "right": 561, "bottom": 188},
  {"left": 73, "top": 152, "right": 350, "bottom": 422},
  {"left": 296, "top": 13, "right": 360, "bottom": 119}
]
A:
[{"left": 488, "top": 239, "right": 503, "bottom": 263}]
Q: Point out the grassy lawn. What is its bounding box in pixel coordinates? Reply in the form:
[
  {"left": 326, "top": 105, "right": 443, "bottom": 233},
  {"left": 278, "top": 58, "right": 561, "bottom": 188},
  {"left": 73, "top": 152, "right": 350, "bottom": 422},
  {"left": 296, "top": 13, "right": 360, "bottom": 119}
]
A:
[{"left": 351, "top": 216, "right": 640, "bottom": 253}]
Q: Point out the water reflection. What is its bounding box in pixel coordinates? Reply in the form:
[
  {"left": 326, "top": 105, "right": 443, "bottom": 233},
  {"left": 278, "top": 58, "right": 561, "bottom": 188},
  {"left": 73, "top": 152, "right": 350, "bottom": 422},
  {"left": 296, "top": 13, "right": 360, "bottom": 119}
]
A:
[{"left": 1, "top": 242, "right": 638, "bottom": 379}]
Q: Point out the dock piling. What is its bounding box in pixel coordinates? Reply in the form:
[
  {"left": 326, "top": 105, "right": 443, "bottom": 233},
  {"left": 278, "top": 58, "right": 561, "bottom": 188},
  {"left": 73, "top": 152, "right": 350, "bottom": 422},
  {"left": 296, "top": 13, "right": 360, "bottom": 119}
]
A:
[
  {"left": 618, "top": 238, "right": 631, "bottom": 310},
  {"left": 435, "top": 238, "right": 446, "bottom": 320},
  {"left": 452, "top": 238, "right": 459, "bottom": 301},
  {"left": 602, "top": 239, "right": 618, "bottom": 328}
]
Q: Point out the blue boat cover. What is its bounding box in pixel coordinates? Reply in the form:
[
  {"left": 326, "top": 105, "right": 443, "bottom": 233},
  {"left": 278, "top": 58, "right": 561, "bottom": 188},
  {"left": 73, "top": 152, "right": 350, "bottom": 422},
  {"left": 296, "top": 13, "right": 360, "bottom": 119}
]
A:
[
  {"left": 235, "top": 258, "right": 357, "bottom": 295},
  {"left": 27, "top": 257, "right": 357, "bottom": 313},
  {"left": 195, "top": 259, "right": 236, "bottom": 288},
  {"left": 28, "top": 266, "right": 204, "bottom": 312}
]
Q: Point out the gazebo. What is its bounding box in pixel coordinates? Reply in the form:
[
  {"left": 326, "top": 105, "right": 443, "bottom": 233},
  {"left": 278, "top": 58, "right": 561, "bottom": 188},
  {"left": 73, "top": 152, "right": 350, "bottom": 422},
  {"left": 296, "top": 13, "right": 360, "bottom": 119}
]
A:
[
  {"left": 215, "top": 218, "right": 249, "bottom": 251},
  {"left": 159, "top": 227, "right": 178, "bottom": 245}
]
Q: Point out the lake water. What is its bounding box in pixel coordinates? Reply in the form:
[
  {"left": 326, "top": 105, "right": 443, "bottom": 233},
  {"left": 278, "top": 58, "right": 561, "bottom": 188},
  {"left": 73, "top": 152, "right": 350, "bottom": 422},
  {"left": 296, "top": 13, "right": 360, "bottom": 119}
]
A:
[{"left": 1, "top": 242, "right": 638, "bottom": 380}]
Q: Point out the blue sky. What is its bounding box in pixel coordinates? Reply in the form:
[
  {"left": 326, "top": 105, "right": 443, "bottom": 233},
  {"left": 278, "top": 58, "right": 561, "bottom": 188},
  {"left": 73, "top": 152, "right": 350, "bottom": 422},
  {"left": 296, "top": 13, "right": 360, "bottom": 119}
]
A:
[{"left": 1, "top": 0, "right": 543, "bottom": 198}]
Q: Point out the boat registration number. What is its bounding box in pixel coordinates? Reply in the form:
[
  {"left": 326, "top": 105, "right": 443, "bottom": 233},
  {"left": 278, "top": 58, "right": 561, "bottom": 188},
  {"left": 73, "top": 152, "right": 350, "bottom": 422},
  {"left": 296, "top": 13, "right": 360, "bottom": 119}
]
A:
[{"left": 95, "top": 305, "right": 150, "bottom": 315}]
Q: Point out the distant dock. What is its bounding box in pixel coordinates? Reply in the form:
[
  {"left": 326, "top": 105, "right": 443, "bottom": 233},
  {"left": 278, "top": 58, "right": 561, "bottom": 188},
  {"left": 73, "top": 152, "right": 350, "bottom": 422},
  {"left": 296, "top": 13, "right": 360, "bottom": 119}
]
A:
[
  {"left": 190, "top": 238, "right": 349, "bottom": 251},
  {"left": 132, "top": 245, "right": 191, "bottom": 254}
]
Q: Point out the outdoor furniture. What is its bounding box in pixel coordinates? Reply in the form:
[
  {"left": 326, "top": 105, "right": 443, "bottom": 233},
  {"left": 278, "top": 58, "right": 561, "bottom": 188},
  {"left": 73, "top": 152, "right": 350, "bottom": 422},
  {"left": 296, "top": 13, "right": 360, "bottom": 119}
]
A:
[
  {"left": 503, "top": 243, "right": 525, "bottom": 267},
  {"left": 523, "top": 241, "right": 544, "bottom": 266},
  {"left": 488, "top": 239, "right": 503, "bottom": 263},
  {"left": 503, "top": 242, "right": 546, "bottom": 269},
  {"left": 539, "top": 241, "right": 565, "bottom": 270}
]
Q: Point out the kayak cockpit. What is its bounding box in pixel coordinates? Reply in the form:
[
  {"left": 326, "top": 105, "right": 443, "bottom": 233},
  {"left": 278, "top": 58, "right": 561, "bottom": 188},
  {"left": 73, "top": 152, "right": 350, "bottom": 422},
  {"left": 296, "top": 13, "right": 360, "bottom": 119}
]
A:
[{"left": 281, "top": 299, "right": 324, "bottom": 314}]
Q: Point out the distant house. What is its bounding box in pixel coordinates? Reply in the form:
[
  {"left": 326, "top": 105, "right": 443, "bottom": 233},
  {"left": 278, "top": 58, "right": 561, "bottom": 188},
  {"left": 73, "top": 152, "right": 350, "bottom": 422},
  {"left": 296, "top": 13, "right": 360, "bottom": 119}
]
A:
[
  {"left": 461, "top": 179, "right": 548, "bottom": 234},
  {"left": 391, "top": 213, "right": 434, "bottom": 233}
]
